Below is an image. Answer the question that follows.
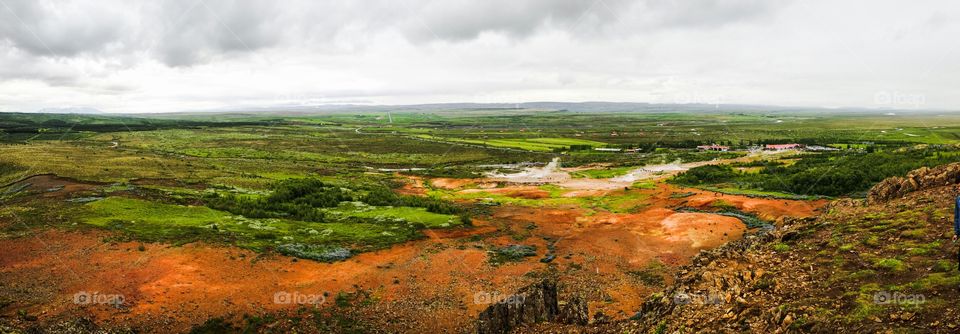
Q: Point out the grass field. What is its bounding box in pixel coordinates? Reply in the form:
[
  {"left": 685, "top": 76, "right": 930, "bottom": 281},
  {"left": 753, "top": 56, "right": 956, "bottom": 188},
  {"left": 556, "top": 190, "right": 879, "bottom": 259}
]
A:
[
  {"left": 414, "top": 134, "right": 608, "bottom": 151},
  {"left": 81, "top": 196, "right": 461, "bottom": 253}
]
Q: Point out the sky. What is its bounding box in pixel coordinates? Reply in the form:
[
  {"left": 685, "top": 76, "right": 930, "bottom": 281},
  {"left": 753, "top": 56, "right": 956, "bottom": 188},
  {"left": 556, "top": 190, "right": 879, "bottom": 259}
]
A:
[{"left": 0, "top": 0, "right": 958, "bottom": 113}]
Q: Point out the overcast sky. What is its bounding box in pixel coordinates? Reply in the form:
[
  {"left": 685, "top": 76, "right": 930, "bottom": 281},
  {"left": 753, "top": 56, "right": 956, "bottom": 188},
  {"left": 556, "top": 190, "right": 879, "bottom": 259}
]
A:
[{"left": 1, "top": 0, "right": 958, "bottom": 113}]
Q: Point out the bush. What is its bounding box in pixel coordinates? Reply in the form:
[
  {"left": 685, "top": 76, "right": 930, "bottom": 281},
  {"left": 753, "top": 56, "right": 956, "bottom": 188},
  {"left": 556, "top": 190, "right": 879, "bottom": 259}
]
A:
[
  {"left": 277, "top": 244, "right": 352, "bottom": 262},
  {"left": 489, "top": 244, "right": 537, "bottom": 264},
  {"left": 205, "top": 179, "right": 347, "bottom": 222}
]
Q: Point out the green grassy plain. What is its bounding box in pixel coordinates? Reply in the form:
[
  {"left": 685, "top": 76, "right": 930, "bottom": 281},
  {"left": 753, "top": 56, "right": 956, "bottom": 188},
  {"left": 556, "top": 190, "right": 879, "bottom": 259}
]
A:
[{"left": 4, "top": 109, "right": 960, "bottom": 260}]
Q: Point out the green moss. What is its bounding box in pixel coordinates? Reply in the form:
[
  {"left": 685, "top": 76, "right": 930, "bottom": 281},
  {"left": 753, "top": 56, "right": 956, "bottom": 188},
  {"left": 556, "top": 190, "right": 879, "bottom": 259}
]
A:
[
  {"left": 848, "top": 269, "right": 877, "bottom": 280},
  {"left": 627, "top": 260, "right": 667, "bottom": 286},
  {"left": 570, "top": 166, "right": 635, "bottom": 179},
  {"left": 862, "top": 235, "right": 881, "bottom": 248},
  {"left": 83, "top": 196, "right": 233, "bottom": 235},
  {"left": 773, "top": 243, "right": 791, "bottom": 252},
  {"left": 899, "top": 228, "right": 926, "bottom": 239},
  {"left": 932, "top": 260, "right": 955, "bottom": 273},
  {"left": 873, "top": 258, "right": 907, "bottom": 272},
  {"left": 710, "top": 199, "right": 736, "bottom": 210},
  {"left": 908, "top": 273, "right": 960, "bottom": 291},
  {"left": 630, "top": 181, "right": 656, "bottom": 189},
  {"left": 848, "top": 293, "right": 884, "bottom": 322},
  {"left": 343, "top": 206, "right": 460, "bottom": 228}
]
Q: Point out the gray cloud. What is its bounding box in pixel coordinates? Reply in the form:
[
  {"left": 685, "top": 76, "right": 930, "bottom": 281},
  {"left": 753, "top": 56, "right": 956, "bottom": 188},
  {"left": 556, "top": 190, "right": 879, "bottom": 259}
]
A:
[
  {"left": 405, "top": 0, "right": 786, "bottom": 41},
  {"left": 2, "top": 0, "right": 786, "bottom": 67},
  {"left": 634, "top": 0, "right": 787, "bottom": 29},
  {"left": 403, "top": 0, "right": 625, "bottom": 41},
  {"left": 150, "top": 1, "right": 286, "bottom": 66},
  {"left": 1, "top": 0, "right": 958, "bottom": 112},
  {"left": 0, "top": 0, "right": 130, "bottom": 57}
]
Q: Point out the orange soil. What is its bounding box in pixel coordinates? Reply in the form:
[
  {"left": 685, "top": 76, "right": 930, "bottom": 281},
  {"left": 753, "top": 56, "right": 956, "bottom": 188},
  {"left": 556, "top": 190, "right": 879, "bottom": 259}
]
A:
[
  {"left": 484, "top": 205, "right": 745, "bottom": 316},
  {"left": 561, "top": 189, "right": 614, "bottom": 197},
  {"left": 395, "top": 175, "right": 427, "bottom": 196},
  {"left": 4, "top": 174, "right": 100, "bottom": 199},
  {"left": 429, "top": 178, "right": 477, "bottom": 190},
  {"left": 644, "top": 183, "right": 826, "bottom": 221},
  {"left": 0, "top": 228, "right": 533, "bottom": 333},
  {"left": 0, "top": 177, "right": 826, "bottom": 333}
]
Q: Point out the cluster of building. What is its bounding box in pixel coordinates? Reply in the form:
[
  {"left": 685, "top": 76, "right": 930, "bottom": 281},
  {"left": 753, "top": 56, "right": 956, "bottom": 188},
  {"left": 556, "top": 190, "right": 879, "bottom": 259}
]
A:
[
  {"left": 590, "top": 143, "right": 841, "bottom": 154},
  {"left": 764, "top": 143, "right": 802, "bottom": 151},
  {"left": 695, "top": 143, "right": 838, "bottom": 152},
  {"left": 695, "top": 144, "right": 731, "bottom": 151}
]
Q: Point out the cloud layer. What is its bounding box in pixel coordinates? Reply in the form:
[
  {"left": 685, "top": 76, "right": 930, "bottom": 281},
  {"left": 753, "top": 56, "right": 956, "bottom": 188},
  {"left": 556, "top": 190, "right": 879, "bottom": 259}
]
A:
[{"left": 1, "top": 0, "right": 958, "bottom": 112}]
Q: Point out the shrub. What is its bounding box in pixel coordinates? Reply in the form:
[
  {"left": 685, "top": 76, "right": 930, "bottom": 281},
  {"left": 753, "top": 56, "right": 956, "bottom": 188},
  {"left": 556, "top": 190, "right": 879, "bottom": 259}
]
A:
[
  {"left": 277, "top": 244, "right": 352, "bottom": 262},
  {"left": 489, "top": 244, "right": 537, "bottom": 264}
]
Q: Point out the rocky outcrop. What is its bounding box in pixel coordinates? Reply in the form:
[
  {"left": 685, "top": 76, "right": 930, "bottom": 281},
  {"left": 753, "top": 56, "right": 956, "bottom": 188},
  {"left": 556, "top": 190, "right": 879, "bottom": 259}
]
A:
[
  {"left": 630, "top": 217, "right": 818, "bottom": 332},
  {"left": 868, "top": 162, "right": 960, "bottom": 203},
  {"left": 476, "top": 279, "right": 588, "bottom": 334}
]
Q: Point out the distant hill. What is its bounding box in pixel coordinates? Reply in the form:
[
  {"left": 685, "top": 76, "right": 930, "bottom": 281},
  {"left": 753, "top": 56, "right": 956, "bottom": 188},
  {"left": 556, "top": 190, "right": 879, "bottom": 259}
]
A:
[
  {"left": 170, "top": 101, "right": 917, "bottom": 116},
  {"left": 35, "top": 107, "right": 105, "bottom": 114},
  {"left": 6, "top": 102, "right": 951, "bottom": 116}
]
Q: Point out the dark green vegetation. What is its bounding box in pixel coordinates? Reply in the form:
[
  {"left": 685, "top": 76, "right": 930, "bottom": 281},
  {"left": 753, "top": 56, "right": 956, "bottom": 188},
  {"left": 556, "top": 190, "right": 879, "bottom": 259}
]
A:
[
  {"left": 0, "top": 112, "right": 274, "bottom": 141},
  {"left": 672, "top": 146, "right": 960, "bottom": 197},
  {"left": 677, "top": 204, "right": 772, "bottom": 229},
  {"left": 564, "top": 149, "right": 743, "bottom": 168},
  {"left": 203, "top": 178, "right": 465, "bottom": 223},
  {"left": 206, "top": 179, "right": 351, "bottom": 221},
  {"left": 489, "top": 244, "right": 538, "bottom": 265}
]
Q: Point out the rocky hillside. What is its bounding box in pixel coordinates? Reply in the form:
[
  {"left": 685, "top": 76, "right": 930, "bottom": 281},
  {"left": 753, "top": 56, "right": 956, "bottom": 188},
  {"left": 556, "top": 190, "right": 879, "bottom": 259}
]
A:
[
  {"left": 868, "top": 162, "right": 960, "bottom": 203},
  {"left": 499, "top": 163, "right": 960, "bottom": 333}
]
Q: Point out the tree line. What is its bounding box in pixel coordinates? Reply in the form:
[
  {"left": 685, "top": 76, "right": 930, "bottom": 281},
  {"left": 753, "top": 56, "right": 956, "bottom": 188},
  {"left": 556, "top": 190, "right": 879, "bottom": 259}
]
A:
[{"left": 671, "top": 146, "right": 960, "bottom": 197}]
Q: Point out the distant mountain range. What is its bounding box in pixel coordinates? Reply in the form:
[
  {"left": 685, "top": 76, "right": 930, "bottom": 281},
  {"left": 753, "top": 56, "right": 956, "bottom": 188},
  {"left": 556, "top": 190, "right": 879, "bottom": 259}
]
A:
[
  {"left": 35, "top": 107, "right": 105, "bottom": 114},
  {"left": 170, "top": 101, "right": 924, "bottom": 115},
  {"left": 15, "top": 102, "right": 952, "bottom": 115}
]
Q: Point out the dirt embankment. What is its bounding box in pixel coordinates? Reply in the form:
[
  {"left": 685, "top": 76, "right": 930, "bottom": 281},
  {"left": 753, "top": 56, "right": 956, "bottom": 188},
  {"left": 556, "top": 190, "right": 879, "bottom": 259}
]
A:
[{"left": 1, "top": 174, "right": 101, "bottom": 199}]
